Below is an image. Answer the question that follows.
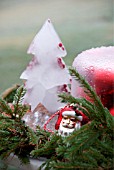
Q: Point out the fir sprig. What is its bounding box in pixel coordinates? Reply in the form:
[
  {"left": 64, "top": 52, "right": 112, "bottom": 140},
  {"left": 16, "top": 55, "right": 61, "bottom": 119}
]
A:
[
  {"left": 0, "top": 68, "right": 113, "bottom": 169},
  {"left": 40, "top": 67, "right": 113, "bottom": 169},
  {"left": 59, "top": 67, "right": 113, "bottom": 129},
  {"left": 0, "top": 86, "right": 35, "bottom": 163},
  {"left": 13, "top": 85, "right": 27, "bottom": 119},
  {"left": 31, "top": 133, "right": 62, "bottom": 159},
  {"left": 0, "top": 98, "right": 13, "bottom": 116}
]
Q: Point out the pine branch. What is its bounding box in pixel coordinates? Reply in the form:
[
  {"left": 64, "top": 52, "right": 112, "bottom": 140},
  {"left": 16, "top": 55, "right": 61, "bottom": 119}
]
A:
[
  {"left": 0, "top": 67, "right": 113, "bottom": 169},
  {"left": 31, "top": 133, "right": 62, "bottom": 159},
  {"left": 59, "top": 67, "right": 113, "bottom": 128},
  {"left": 69, "top": 67, "right": 105, "bottom": 110},
  {"left": 39, "top": 67, "right": 113, "bottom": 169},
  {"left": 13, "top": 85, "right": 27, "bottom": 118},
  {"left": 0, "top": 86, "right": 35, "bottom": 164},
  {"left": 44, "top": 124, "right": 113, "bottom": 169},
  {"left": 0, "top": 98, "right": 13, "bottom": 116}
]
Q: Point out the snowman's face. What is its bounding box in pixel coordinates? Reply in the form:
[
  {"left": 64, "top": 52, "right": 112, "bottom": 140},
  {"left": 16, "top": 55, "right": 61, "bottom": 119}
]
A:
[{"left": 61, "top": 115, "right": 77, "bottom": 129}]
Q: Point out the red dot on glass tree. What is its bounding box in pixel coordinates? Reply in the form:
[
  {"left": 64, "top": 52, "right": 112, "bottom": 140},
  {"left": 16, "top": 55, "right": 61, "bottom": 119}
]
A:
[{"left": 59, "top": 43, "right": 62, "bottom": 47}]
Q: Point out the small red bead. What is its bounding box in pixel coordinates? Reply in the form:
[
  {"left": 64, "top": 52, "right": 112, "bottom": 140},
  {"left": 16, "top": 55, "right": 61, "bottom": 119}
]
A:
[{"left": 59, "top": 43, "right": 62, "bottom": 47}]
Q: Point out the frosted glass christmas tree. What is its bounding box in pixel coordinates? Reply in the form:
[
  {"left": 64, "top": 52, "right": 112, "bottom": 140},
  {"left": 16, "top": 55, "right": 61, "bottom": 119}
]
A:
[{"left": 20, "top": 19, "right": 70, "bottom": 113}]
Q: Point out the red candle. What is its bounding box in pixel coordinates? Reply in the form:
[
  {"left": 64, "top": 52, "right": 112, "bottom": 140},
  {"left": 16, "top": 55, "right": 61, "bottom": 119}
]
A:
[{"left": 71, "top": 47, "right": 114, "bottom": 116}]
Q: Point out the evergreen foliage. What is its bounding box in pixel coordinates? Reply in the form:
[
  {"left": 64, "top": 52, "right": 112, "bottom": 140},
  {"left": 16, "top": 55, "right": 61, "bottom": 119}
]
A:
[
  {"left": 1, "top": 84, "right": 20, "bottom": 103},
  {"left": 0, "top": 86, "right": 36, "bottom": 164},
  {"left": 0, "top": 68, "right": 113, "bottom": 169}
]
